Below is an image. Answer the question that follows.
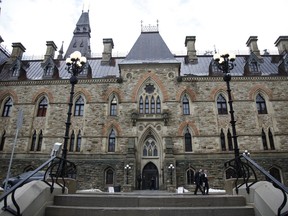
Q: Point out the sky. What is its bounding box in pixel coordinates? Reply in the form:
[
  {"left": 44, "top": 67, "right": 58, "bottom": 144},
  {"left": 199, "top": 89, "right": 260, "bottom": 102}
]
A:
[{"left": 0, "top": 0, "right": 287, "bottom": 58}]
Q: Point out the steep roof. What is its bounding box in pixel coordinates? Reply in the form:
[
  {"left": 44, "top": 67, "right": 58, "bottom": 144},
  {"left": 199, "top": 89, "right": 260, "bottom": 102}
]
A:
[
  {"left": 64, "top": 11, "right": 91, "bottom": 58},
  {"left": 120, "top": 31, "right": 179, "bottom": 64}
]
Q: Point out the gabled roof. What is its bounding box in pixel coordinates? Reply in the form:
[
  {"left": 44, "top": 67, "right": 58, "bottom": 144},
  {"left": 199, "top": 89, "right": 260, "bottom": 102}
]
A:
[{"left": 120, "top": 31, "right": 179, "bottom": 64}]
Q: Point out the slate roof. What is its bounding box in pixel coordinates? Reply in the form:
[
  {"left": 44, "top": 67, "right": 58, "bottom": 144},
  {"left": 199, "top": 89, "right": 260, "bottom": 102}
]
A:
[{"left": 120, "top": 31, "right": 179, "bottom": 64}]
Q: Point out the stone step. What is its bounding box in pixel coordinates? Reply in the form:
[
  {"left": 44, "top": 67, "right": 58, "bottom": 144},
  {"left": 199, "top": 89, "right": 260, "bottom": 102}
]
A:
[
  {"left": 45, "top": 193, "right": 255, "bottom": 216},
  {"left": 52, "top": 194, "right": 247, "bottom": 207},
  {"left": 45, "top": 206, "right": 255, "bottom": 216}
]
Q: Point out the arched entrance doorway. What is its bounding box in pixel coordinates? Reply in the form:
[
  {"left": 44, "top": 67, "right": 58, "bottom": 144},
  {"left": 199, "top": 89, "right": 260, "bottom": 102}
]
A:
[{"left": 142, "top": 162, "right": 159, "bottom": 190}]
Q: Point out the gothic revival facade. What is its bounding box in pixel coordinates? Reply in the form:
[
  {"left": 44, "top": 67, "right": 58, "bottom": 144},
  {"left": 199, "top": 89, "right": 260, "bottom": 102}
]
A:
[{"left": 0, "top": 11, "right": 288, "bottom": 191}]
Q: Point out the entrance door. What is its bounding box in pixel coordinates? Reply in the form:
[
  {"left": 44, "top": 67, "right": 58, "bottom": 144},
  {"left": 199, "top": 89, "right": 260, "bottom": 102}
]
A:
[{"left": 142, "top": 162, "right": 159, "bottom": 190}]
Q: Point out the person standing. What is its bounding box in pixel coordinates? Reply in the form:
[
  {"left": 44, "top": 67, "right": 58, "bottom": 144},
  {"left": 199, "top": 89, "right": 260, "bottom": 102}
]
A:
[
  {"left": 194, "top": 169, "right": 204, "bottom": 195},
  {"left": 203, "top": 170, "right": 209, "bottom": 195}
]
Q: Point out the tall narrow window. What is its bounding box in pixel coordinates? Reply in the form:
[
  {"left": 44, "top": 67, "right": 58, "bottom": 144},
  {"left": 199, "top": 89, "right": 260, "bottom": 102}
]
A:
[
  {"left": 36, "top": 130, "right": 43, "bottom": 151},
  {"left": 262, "top": 129, "right": 268, "bottom": 150},
  {"left": 156, "top": 96, "right": 161, "bottom": 114},
  {"left": 151, "top": 96, "right": 155, "bottom": 114},
  {"left": 227, "top": 129, "right": 233, "bottom": 151},
  {"left": 256, "top": 94, "right": 267, "bottom": 114},
  {"left": 108, "top": 129, "right": 116, "bottom": 152},
  {"left": 76, "top": 131, "right": 81, "bottom": 152},
  {"left": 139, "top": 96, "right": 144, "bottom": 114},
  {"left": 110, "top": 96, "right": 117, "bottom": 116},
  {"left": 2, "top": 97, "right": 13, "bottom": 117},
  {"left": 220, "top": 129, "right": 226, "bottom": 151},
  {"left": 217, "top": 94, "right": 228, "bottom": 114},
  {"left": 143, "top": 139, "right": 158, "bottom": 157},
  {"left": 186, "top": 169, "right": 194, "bottom": 185},
  {"left": 74, "top": 96, "right": 84, "bottom": 116},
  {"left": 30, "top": 130, "right": 37, "bottom": 151},
  {"left": 69, "top": 131, "right": 75, "bottom": 152},
  {"left": 37, "top": 97, "right": 48, "bottom": 117},
  {"left": 268, "top": 128, "right": 275, "bottom": 150},
  {"left": 106, "top": 168, "right": 114, "bottom": 184},
  {"left": 184, "top": 128, "right": 192, "bottom": 152},
  {"left": 182, "top": 95, "right": 190, "bottom": 115},
  {"left": 0, "top": 130, "right": 6, "bottom": 151},
  {"left": 145, "top": 96, "right": 149, "bottom": 114}
]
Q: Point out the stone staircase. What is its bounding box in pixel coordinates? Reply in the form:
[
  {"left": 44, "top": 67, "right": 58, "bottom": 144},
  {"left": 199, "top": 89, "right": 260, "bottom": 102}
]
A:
[{"left": 45, "top": 191, "right": 255, "bottom": 216}]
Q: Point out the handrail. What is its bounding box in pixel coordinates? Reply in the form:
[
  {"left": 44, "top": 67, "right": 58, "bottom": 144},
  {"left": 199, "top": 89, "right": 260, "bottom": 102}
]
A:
[
  {"left": 0, "top": 156, "right": 77, "bottom": 216},
  {"left": 225, "top": 152, "right": 288, "bottom": 216}
]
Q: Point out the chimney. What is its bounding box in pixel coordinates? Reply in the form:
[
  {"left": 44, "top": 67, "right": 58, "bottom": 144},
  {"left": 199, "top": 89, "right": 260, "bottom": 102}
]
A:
[
  {"left": 274, "top": 36, "right": 288, "bottom": 55},
  {"left": 185, "top": 36, "right": 197, "bottom": 63},
  {"left": 246, "top": 36, "right": 262, "bottom": 59},
  {"left": 44, "top": 41, "right": 57, "bottom": 61},
  {"left": 101, "top": 38, "right": 114, "bottom": 64},
  {"left": 10, "top": 42, "right": 26, "bottom": 60}
]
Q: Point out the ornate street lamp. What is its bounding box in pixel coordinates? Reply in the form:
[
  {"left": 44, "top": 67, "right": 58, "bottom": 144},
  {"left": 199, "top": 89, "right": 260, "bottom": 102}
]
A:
[
  {"left": 168, "top": 163, "right": 175, "bottom": 184},
  {"left": 213, "top": 52, "right": 239, "bottom": 158},
  {"left": 62, "top": 51, "right": 87, "bottom": 161},
  {"left": 124, "top": 164, "right": 131, "bottom": 184}
]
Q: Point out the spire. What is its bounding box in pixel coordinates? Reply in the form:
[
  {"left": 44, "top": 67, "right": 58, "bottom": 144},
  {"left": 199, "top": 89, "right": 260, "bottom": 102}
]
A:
[
  {"left": 57, "top": 41, "right": 64, "bottom": 59},
  {"left": 64, "top": 11, "right": 91, "bottom": 59}
]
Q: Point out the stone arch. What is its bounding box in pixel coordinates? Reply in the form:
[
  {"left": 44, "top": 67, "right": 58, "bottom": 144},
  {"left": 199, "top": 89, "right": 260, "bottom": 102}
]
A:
[
  {"left": 176, "top": 87, "right": 197, "bottom": 102},
  {"left": 103, "top": 87, "right": 124, "bottom": 103},
  {"left": 32, "top": 88, "right": 54, "bottom": 103},
  {"left": 248, "top": 84, "right": 273, "bottom": 100},
  {"left": 178, "top": 121, "right": 200, "bottom": 136},
  {"left": 131, "top": 71, "right": 168, "bottom": 102},
  {"left": 102, "top": 120, "right": 122, "bottom": 136},
  {"left": 210, "top": 85, "right": 229, "bottom": 101},
  {"left": 0, "top": 90, "right": 19, "bottom": 104},
  {"left": 75, "top": 87, "right": 92, "bottom": 103}
]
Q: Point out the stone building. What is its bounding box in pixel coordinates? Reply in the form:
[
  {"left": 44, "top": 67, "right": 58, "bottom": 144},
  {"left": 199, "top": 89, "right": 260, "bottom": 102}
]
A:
[{"left": 0, "top": 11, "right": 288, "bottom": 191}]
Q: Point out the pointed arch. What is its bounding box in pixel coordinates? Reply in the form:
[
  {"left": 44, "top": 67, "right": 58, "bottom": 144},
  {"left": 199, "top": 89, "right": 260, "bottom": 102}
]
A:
[
  {"left": 1, "top": 96, "right": 13, "bottom": 117},
  {"left": 36, "top": 130, "right": 43, "bottom": 151},
  {"left": 248, "top": 85, "right": 273, "bottom": 101},
  {"left": 76, "top": 130, "right": 82, "bottom": 152},
  {"left": 217, "top": 94, "right": 228, "bottom": 114},
  {"left": 176, "top": 88, "right": 197, "bottom": 102},
  {"left": 108, "top": 128, "right": 116, "bottom": 152},
  {"left": 0, "top": 130, "right": 6, "bottom": 151},
  {"left": 69, "top": 130, "right": 75, "bottom": 152},
  {"left": 131, "top": 72, "right": 168, "bottom": 102},
  {"left": 186, "top": 167, "right": 195, "bottom": 185},
  {"left": 182, "top": 94, "right": 190, "bottom": 115},
  {"left": 74, "top": 95, "right": 85, "bottom": 116},
  {"left": 256, "top": 93, "right": 267, "bottom": 114},
  {"left": 31, "top": 89, "right": 54, "bottom": 104},
  {"left": 37, "top": 96, "right": 48, "bottom": 117},
  {"left": 184, "top": 127, "right": 192, "bottom": 152},
  {"left": 105, "top": 167, "right": 115, "bottom": 185},
  {"left": 30, "top": 130, "right": 37, "bottom": 151},
  {"left": 178, "top": 121, "right": 199, "bottom": 136},
  {"left": 109, "top": 94, "right": 118, "bottom": 116},
  {"left": 220, "top": 129, "right": 226, "bottom": 151}
]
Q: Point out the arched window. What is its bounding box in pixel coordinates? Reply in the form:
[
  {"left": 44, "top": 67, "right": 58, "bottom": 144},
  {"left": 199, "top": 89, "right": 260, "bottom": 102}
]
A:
[
  {"left": 105, "top": 168, "right": 114, "bottom": 184},
  {"left": 156, "top": 96, "right": 161, "bottom": 114},
  {"left": 184, "top": 128, "right": 192, "bottom": 152},
  {"left": 0, "top": 130, "right": 6, "bottom": 151},
  {"left": 151, "top": 96, "right": 155, "bottom": 114},
  {"left": 36, "top": 130, "right": 43, "bottom": 151},
  {"left": 268, "top": 128, "right": 275, "bottom": 150},
  {"left": 110, "top": 96, "right": 117, "bottom": 116},
  {"left": 2, "top": 97, "right": 13, "bottom": 117},
  {"left": 145, "top": 96, "right": 149, "bottom": 114},
  {"left": 262, "top": 129, "right": 268, "bottom": 150},
  {"left": 186, "top": 168, "right": 194, "bottom": 185},
  {"left": 182, "top": 94, "right": 190, "bottom": 115},
  {"left": 139, "top": 96, "right": 144, "bottom": 114},
  {"left": 220, "top": 129, "right": 226, "bottom": 151},
  {"left": 76, "top": 131, "right": 81, "bottom": 152},
  {"left": 143, "top": 139, "right": 158, "bottom": 156},
  {"left": 108, "top": 129, "right": 116, "bottom": 152},
  {"left": 269, "top": 167, "right": 282, "bottom": 183},
  {"left": 69, "top": 131, "right": 75, "bottom": 152},
  {"left": 227, "top": 129, "right": 233, "bottom": 151},
  {"left": 74, "top": 96, "right": 84, "bottom": 116},
  {"left": 37, "top": 97, "right": 48, "bottom": 117},
  {"left": 30, "top": 130, "right": 37, "bottom": 151},
  {"left": 217, "top": 94, "right": 228, "bottom": 114},
  {"left": 256, "top": 94, "right": 267, "bottom": 114}
]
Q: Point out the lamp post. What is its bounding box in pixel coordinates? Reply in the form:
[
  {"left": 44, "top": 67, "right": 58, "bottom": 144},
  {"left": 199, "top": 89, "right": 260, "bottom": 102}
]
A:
[
  {"left": 213, "top": 52, "right": 239, "bottom": 159},
  {"left": 61, "top": 51, "right": 86, "bottom": 162},
  {"left": 168, "top": 164, "right": 174, "bottom": 184},
  {"left": 124, "top": 164, "right": 131, "bottom": 184}
]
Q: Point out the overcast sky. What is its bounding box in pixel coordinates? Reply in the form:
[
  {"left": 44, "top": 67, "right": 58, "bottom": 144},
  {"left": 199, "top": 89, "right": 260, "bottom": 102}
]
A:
[{"left": 0, "top": 0, "right": 287, "bottom": 57}]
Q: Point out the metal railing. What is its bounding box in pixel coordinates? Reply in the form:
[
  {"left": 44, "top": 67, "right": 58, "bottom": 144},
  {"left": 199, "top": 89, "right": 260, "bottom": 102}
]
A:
[
  {"left": 225, "top": 152, "right": 288, "bottom": 216},
  {"left": 0, "top": 156, "right": 77, "bottom": 216}
]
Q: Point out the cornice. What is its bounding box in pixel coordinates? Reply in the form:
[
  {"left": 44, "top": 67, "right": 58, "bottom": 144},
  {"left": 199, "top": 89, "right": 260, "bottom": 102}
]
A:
[
  {"left": 181, "top": 75, "right": 288, "bottom": 82},
  {"left": 0, "top": 78, "right": 119, "bottom": 86}
]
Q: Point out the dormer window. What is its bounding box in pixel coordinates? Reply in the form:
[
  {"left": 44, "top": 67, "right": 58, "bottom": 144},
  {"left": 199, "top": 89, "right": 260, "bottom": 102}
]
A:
[
  {"left": 250, "top": 60, "right": 259, "bottom": 72},
  {"left": 44, "top": 63, "right": 53, "bottom": 76}
]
